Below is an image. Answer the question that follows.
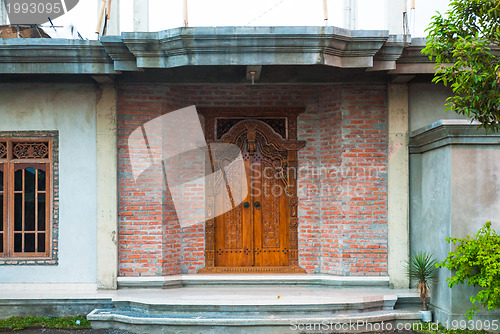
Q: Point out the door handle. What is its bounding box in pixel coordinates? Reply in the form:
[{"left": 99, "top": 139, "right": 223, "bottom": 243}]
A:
[
  {"left": 254, "top": 201, "right": 261, "bottom": 208},
  {"left": 243, "top": 202, "right": 250, "bottom": 208}
]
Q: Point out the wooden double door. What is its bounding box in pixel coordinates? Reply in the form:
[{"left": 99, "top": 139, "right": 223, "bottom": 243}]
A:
[
  {"left": 214, "top": 141, "right": 289, "bottom": 267},
  {"left": 199, "top": 109, "right": 306, "bottom": 273}
]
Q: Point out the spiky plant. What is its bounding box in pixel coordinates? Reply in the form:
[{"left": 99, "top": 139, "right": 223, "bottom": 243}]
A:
[{"left": 407, "top": 252, "right": 437, "bottom": 311}]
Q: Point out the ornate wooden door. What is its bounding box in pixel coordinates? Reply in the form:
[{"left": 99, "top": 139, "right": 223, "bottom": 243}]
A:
[
  {"left": 213, "top": 147, "right": 253, "bottom": 267},
  {"left": 249, "top": 141, "right": 289, "bottom": 267},
  {"left": 199, "top": 108, "right": 306, "bottom": 273},
  {"left": 214, "top": 136, "right": 290, "bottom": 267}
]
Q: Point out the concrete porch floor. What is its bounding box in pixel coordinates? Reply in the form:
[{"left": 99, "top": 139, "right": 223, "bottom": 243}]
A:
[
  {"left": 0, "top": 274, "right": 417, "bottom": 307},
  {"left": 0, "top": 285, "right": 416, "bottom": 303},
  {"left": 0, "top": 286, "right": 418, "bottom": 311},
  {"left": 112, "top": 286, "right": 412, "bottom": 305}
]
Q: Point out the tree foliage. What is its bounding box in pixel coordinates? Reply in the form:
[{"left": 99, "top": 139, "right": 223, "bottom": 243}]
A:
[
  {"left": 437, "top": 222, "right": 500, "bottom": 319},
  {"left": 422, "top": 0, "right": 500, "bottom": 131}
]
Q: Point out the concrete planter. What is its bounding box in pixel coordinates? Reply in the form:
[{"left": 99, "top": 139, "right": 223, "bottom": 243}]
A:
[{"left": 420, "top": 310, "right": 432, "bottom": 323}]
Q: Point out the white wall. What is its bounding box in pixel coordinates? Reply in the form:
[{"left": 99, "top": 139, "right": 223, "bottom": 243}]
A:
[{"left": 0, "top": 83, "right": 97, "bottom": 284}]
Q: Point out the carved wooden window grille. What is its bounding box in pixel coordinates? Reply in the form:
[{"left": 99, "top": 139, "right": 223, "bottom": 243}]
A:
[
  {"left": 0, "top": 143, "right": 6, "bottom": 159},
  {"left": 12, "top": 142, "right": 49, "bottom": 159},
  {"left": 0, "top": 139, "right": 52, "bottom": 258},
  {"left": 216, "top": 118, "right": 287, "bottom": 139}
]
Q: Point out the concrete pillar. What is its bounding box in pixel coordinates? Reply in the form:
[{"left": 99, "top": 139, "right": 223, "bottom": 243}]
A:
[
  {"left": 387, "top": 83, "right": 410, "bottom": 289},
  {"left": 344, "top": 0, "right": 357, "bottom": 30},
  {"left": 1, "top": 0, "right": 8, "bottom": 25},
  {"left": 96, "top": 83, "right": 118, "bottom": 289},
  {"left": 133, "top": 0, "right": 149, "bottom": 32},
  {"left": 386, "top": 0, "right": 406, "bottom": 34}
]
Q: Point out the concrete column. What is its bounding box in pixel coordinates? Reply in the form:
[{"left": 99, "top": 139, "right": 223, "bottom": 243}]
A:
[
  {"left": 387, "top": 83, "right": 410, "bottom": 289},
  {"left": 96, "top": 83, "right": 118, "bottom": 289},
  {"left": 344, "top": 0, "right": 358, "bottom": 30},
  {"left": 133, "top": 0, "right": 149, "bottom": 32},
  {"left": 386, "top": 0, "right": 406, "bottom": 34},
  {"left": 1, "top": 0, "right": 8, "bottom": 25}
]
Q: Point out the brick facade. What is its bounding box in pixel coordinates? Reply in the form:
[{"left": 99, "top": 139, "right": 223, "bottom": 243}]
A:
[{"left": 118, "top": 84, "right": 387, "bottom": 276}]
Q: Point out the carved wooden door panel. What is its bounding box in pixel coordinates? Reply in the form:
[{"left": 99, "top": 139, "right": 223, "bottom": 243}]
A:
[
  {"left": 198, "top": 108, "right": 306, "bottom": 273},
  {"left": 214, "top": 152, "right": 253, "bottom": 267},
  {"left": 251, "top": 147, "right": 289, "bottom": 267},
  {"left": 214, "top": 127, "right": 290, "bottom": 268}
]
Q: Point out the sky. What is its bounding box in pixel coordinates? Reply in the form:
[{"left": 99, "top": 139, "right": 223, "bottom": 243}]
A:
[{"left": 35, "top": 0, "right": 451, "bottom": 39}]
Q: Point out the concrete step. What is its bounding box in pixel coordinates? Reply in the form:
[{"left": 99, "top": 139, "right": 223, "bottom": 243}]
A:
[
  {"left": 395, "top": 293, "right": 423, "bottom": 310},
  {"left": 109, "top": 286, "right": 403, "bottom": 315},
  {"left": 111, "top": 298, "right": 396, "bottom": 316},
  {"left": 87, "top": 286, "right": 422, "bottom": 333},
  {"left": 87, "top": 308, "right": 422, "bottom": 334}
]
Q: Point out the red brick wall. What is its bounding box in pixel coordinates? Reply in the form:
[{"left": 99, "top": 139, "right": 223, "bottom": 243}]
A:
[
  {"left": 296, "top": 93, "right": 322, "bottom": 273},
  {"left": 339, "top": 86, "right": 388, "bottom": 275},
  {"left": 316, "top": 87, "right": 343, "bottom": 274},
  {"left": 118, "top": 84, "right": 388, "bottom": 276},
  {"left": 118, "top": 85, "right": 184, "bottom": 276}
]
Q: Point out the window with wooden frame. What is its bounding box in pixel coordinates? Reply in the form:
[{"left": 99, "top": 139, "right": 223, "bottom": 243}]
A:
[{"left": 0, "top": 136, "right": 55, "bottom": 260}]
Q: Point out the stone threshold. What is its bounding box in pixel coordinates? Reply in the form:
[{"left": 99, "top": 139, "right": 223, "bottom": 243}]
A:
[{"left": 117, "top": 274, "right": 390, "bottom": 289}]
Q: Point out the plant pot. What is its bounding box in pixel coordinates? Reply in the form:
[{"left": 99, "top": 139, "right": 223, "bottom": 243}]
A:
[{"left": 420, "top": 310, "right": 432, "bottom": 323}]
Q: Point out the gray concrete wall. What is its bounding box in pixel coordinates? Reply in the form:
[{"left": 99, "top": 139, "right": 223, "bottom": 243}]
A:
[
  {"left": 410, "top": 122, "right": 500, "bottom": 322},
  {"left": 0, "top": 83, "right": 97, "bottom": 284},
  {"left": 451, "top": 148, "right": 500, "bottom": 238},
  {"left": 448, "top": 147, "right": 500, "bottom": 320},
  {"left": 408, "top": 82, "right": 468, "bottom": 132},
  {"left": 409, "top": 146, "right": 452, "bottom": 314}
]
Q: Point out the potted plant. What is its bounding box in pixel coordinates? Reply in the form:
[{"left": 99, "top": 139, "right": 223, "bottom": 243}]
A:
[{"left": 407, "top": 251, "right": 436, "bottom": 322}]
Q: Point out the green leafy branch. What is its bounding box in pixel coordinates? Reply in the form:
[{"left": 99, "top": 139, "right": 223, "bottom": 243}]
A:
[
  {"left": 422, "top": 0, "right": 500, "bottom": 132},
  {"left": 437, "top": 222, "right": 500, "bottom": 319}
]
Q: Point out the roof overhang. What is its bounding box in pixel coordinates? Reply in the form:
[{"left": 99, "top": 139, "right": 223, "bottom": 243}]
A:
[
  {"left": 0, "top": 39, "right": 114, "bottom": 74},
  {"left": 0, "top": 26, "right": 417, "bottom": 75}
]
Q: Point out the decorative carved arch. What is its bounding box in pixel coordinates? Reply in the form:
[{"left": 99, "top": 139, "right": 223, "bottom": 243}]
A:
[
  {"left": 198, "top": 107, "right": 305, "bottom": 273},
  {"left": 216, "top": 119, "right": 306, "bottom": 152}
]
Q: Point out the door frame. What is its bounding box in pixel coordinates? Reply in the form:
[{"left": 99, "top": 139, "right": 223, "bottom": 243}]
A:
[{"left": 198, "top": 107, "right": 306, "bottom": 273}]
